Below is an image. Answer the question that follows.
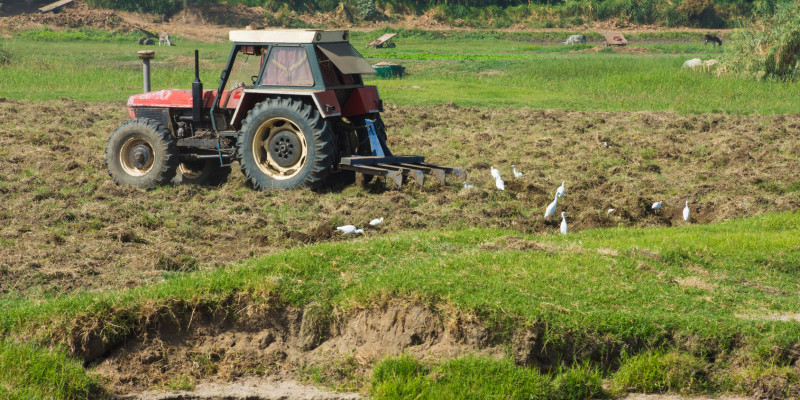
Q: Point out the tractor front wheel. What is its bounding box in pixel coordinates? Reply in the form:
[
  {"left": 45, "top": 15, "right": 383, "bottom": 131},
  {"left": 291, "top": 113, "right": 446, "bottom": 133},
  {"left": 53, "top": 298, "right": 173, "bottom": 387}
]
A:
[
  {"left": 236, "top": 97, "right": 334, "bottom": 190},
  {"left": 105, "top": 118, "right": 178, "bottom": 189}
]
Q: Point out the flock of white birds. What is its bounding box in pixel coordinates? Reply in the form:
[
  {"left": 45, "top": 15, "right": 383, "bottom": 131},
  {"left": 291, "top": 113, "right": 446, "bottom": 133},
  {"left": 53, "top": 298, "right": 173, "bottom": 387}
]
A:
[{"left": 336, "top": 165, "right": 692, "bottom": 236}]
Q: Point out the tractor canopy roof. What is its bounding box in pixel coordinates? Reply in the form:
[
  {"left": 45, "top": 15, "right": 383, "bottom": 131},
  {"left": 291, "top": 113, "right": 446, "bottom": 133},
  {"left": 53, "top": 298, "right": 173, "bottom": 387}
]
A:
[
  {"left": 229, "top": 29, "right": 351, "bottom": 44},
  {"left": 229, "top": 29, "right": 375, "bottom": 75}
]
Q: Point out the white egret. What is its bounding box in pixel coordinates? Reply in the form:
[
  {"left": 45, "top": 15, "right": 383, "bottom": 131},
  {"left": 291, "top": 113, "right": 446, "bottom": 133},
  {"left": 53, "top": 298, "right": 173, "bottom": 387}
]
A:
[
  {"left": 651, "top": 201, "right": 662, "bottom": 210},
  {"left": 556, "top": 181, "right": 566, "bottom": 198},
  {"left": 607, "top": 208, "right": 615, "bottom": 215},
  {"left": 560, "top": 212, "right": 568, "bottom": 235},
  {"left": 496, "top": 178, "right": 505, "bottom": 191},
  {"left": 463, "top": 182, "right": 474, "bottom": 190},
  {"left": 683, "top": 201, "right": 690, "bottom": 221},
  {"left": 336, "top": 225, "right": 363, "bottom": 235},
  {"left": 544, "top": 194, "right": 558, "bottom": 218},
  {"left": 369, "top": 217, "right": 384, "bottom": 226},
  {"left": 512, "top": 165, "right": 523, "bottom": 178},
  {"left": 490, "top": 166, "right": 501, "bottom": 180}
]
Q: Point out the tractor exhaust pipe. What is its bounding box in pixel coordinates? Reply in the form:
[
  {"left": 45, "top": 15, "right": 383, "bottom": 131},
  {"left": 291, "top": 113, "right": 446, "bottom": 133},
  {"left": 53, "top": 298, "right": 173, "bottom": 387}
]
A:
[
  {"left": 137, "top": 50, "right": 155, "bottom": 93},
  {"left": 192, "top": 49, "right": 203, "bottom": 123}
]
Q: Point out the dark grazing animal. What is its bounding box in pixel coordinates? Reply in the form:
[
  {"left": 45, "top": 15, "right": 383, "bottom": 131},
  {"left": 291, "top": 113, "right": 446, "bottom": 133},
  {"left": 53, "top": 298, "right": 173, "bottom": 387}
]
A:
[{"left": 704, "top": 34, "right": 722, "bottom": 47}]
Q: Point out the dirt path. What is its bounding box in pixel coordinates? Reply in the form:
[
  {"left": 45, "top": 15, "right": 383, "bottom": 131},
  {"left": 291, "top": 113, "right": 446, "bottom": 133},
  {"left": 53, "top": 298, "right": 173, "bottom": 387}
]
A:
[{"left": 122, "top": 378, "right": 360, "bottom": 400}]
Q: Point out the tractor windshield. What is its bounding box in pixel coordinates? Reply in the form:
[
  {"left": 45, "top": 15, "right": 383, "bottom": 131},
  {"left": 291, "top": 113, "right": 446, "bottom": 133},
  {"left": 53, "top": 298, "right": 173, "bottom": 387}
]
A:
[{"left": 261, "top": 46, "right": 314, "bottom": 86}]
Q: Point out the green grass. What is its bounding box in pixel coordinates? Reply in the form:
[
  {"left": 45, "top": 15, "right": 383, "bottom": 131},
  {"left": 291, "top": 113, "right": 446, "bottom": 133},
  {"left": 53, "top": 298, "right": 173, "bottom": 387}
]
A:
[
  {"left": 372, "top": 355, "right": 554, "bottom": 400},
  {"left": 0, "top": 339, "right": 99, "bottom": 399},
  {"left": 0, "top": 30, "right": 797, "bottom": 114},
  {"left": 2, "top": 213, "right": 800, "bottom": 397}
]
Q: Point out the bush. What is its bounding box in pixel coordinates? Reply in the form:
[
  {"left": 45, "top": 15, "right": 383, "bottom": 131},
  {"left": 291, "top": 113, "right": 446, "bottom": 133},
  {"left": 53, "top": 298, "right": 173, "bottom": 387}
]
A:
[
  {"left": 355, "top": 0, "right": 381, "bottom": 20},
  {"left": 721, "top": 2, "right": 800, "bottom": 81},
  {"left": 0, "top": 44, "right": 10, "bottom": 66}
]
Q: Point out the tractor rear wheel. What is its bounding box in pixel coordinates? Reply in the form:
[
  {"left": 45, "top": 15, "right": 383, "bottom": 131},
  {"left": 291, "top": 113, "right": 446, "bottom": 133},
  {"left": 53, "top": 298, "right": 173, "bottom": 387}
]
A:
[
  {"left": 173, "top": 159, "right": 231, "bottom": 186},
  {"left": 105, "top": 118, "right": 178, "bottom": 189},
  {"left": 236, "top": 97, "right": 334, "bottom": 190}
]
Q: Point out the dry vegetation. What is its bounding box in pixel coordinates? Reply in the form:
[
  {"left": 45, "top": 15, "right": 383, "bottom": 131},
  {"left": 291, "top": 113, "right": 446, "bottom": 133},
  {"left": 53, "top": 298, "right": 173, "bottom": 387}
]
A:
[{"left": 1, "top": 99, "right": 799, "bottom": 296}]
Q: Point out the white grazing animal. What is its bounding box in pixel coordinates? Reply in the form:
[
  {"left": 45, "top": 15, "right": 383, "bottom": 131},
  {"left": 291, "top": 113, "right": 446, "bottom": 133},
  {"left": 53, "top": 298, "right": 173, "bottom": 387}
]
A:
[
  {"left": 490, "top": 166, "right": 501, "bottom": 180},
  {"left": 556, "top": 181, "right": 566, "bottom": 198},
  {"left": 336, "top": 225, "right": 363, "bottom": 235},
  {"left": 158, "top": 32, "right": 172, "bottom": 47},
  {"left": 560, "top": 212, "right": 568, "bottom": 235},
  {"left": 496, "top": 178, "right": 505, "bottom": 191},
  {"left": 544, "top": 194, "right": 558, "bottom": 218},
  {"left": 652, "top": 201, "right": 662, "bottom": 210},
  {"left": 512, "top": 165, "right": 523, "bottom": 178},
  {"left": 682, "top": 58, "right": 702, "bottom": 69},
  {"left": 463, "top": 182, "right": 474, "bottom": 189},
  {"left": 683, "top": 201, "right": 690, "bottom": 221},
  {"left": 702, "top": 59, "right": 718, "bottom": 72},
  {"left": 369, "top": 217, "right": 384, "bottom": 226},
  {"left": 607, "top": 208, "right": 615, "bottom": 215}
]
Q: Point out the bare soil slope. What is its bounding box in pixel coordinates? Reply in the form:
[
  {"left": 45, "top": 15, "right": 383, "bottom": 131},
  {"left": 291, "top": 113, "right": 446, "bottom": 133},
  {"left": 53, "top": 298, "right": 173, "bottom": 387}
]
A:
[{"left": 1, "top": 99, "right": 799, "bottom": 295}]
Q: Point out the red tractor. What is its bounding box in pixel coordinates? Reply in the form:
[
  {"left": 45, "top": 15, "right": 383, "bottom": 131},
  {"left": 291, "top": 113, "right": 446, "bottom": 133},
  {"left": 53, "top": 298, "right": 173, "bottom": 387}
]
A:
[{"left": 106, "top": 29, "right": 463, "bottom": 190}]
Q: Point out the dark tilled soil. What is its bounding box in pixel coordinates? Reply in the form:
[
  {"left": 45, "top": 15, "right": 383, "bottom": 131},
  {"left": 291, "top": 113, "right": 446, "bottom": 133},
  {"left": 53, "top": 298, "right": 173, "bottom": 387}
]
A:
[{"left": 1, "top": 99, "right": 799, "bottom": 295}]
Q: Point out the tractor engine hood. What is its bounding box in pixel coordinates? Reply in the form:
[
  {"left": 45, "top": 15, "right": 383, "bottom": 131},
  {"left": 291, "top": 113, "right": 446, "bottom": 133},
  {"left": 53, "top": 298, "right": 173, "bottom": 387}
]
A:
[{"left": 127, "top": 89, "right": 218, "bottom": 109}]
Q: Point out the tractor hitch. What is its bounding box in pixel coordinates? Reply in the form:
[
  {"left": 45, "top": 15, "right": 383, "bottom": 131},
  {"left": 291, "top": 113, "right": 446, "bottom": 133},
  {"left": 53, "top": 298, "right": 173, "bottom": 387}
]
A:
[{"left": 338, "top": 119, "right": 465, "bottom": 189}]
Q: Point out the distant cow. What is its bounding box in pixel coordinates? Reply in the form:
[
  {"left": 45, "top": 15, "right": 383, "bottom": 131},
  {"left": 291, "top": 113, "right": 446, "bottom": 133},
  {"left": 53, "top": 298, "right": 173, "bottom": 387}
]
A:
[
  {"left": 704, "top": 34, "right": 722, "bottom": 47},
  {"left": 158, "top": 32, "right": 172, "bottom": 46},
  {"left": 564, "top": 35, "right": 587, "bottom": 45}
]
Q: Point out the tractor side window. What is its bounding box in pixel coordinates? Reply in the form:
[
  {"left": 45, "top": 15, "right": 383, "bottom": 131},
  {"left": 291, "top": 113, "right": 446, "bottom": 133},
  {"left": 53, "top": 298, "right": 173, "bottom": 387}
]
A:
[
  {"left": 262, "top": 47, "right": 314, "bottom": 87},
  {"left": 316, "top": 48, "right": 358, "bottom": 86},
  {"left": 225, "top": 51, "right": 263, "bottom": 91}
]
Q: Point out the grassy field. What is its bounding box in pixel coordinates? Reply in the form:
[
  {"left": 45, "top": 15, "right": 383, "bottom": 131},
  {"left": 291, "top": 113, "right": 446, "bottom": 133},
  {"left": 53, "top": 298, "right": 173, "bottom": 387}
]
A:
[
  {"left": 1, "top": 29, "right": 797, "bottom": 114},
  {"left": 2, "top": 213, "right": 800, "bottom": 397},
  {"left": 2, "top": 27, "right": 800, "bottom": 398}
]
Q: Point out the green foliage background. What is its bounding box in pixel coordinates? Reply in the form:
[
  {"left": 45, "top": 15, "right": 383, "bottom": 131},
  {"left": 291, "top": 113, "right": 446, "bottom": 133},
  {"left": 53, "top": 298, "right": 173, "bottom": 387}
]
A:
[{"left": 80, "top": 0, "right": 795, "bottom": 28}]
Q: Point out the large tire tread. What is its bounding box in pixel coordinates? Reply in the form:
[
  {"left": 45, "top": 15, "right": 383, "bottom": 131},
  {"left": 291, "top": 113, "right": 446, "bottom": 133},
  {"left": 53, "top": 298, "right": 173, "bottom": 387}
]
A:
[
  {"left": 236, "top": 97, "right": 334, "bottom": 190},
  {"left": 105, "top": 118, "right": 178, "bottom": 189}
]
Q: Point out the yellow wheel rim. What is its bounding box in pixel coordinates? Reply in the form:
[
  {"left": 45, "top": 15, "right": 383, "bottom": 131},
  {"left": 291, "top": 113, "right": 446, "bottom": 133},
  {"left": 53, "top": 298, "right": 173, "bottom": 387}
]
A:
[{"left": 252, "top": 117, "right": 308, "bottom": 180}]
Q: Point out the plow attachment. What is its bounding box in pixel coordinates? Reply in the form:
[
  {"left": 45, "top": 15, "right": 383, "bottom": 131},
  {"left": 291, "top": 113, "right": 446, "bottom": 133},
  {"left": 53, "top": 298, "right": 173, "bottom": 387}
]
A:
[{"left": 338, "top": 119, "right": 465, "bottom": 189}]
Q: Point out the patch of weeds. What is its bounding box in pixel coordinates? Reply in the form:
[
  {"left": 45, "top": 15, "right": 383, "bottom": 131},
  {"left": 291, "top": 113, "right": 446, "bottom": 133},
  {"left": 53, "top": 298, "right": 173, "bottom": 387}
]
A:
[
  {"left": 371, "top": 355, "right": 553, "bottom": 400},
  {"left": 552, "top": 363, "right": 604, "bottom": 400},
  {"left": 164, "top": 374, "right": 194, "bottom": 391},
  {"left": 189, "top": 353, "right": 218, "bottom": 377},
  {"left": 157, "top": 251, "right": 199, "bottom": 272},
  {"left": 0, "top": 339, "right": 99, "bottom": 399},
  {"left": 300, "top": 354, "right": 365, "bottom": 392},
  {"left": 598, "top": 47, "right": 615, "bottom": 54},
  {"left": 0, "top": 45, "right": 10, "bottom": 66},
  {"left": 611, "top": 350, "right": 712, "bottom": 395},
  {"left": 640, "top": 147, "right": 658, "bottom": 161}
]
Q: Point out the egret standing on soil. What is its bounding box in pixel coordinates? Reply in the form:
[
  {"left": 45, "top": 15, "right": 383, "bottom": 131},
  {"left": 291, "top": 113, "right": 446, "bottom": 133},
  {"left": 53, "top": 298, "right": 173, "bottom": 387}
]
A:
[
  {"left": 369, "top": 217, "right": 384, "bottom": 226},
  {"left": 652, "top": 201, "right": 662, "bottom": 211},
  {"left": 491, "top": 166, "right": 501, "bottom": 180},
  {"left": 545, "top": 194, "right": 558, "bottom": 218},
  {"left": 496, "top": 178, "right": 505, "bottom": 191},
  {"left": 683, "top": 201, "right": 690, "bottom": 221},
  {"left": 512, "top": 165, "right": 523, "bottom": 178},
  {"left": 337, "top": 225, "right": 363, "bottom": 235},
  {"left": 560, "top": 212, "right": 568, "bottom": 235},
  {"left": 556, "top": 181, "right": 566, "bottom": 198}
]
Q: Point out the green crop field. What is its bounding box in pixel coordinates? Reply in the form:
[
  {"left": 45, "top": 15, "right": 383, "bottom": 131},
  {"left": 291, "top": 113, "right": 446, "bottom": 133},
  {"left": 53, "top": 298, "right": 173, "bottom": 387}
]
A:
[
  {"left": 2, "top": 25, "right": 800, "bottom": 399},
  {"left": 0, "top": 29, "right": 796, "bottom": 114}
]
